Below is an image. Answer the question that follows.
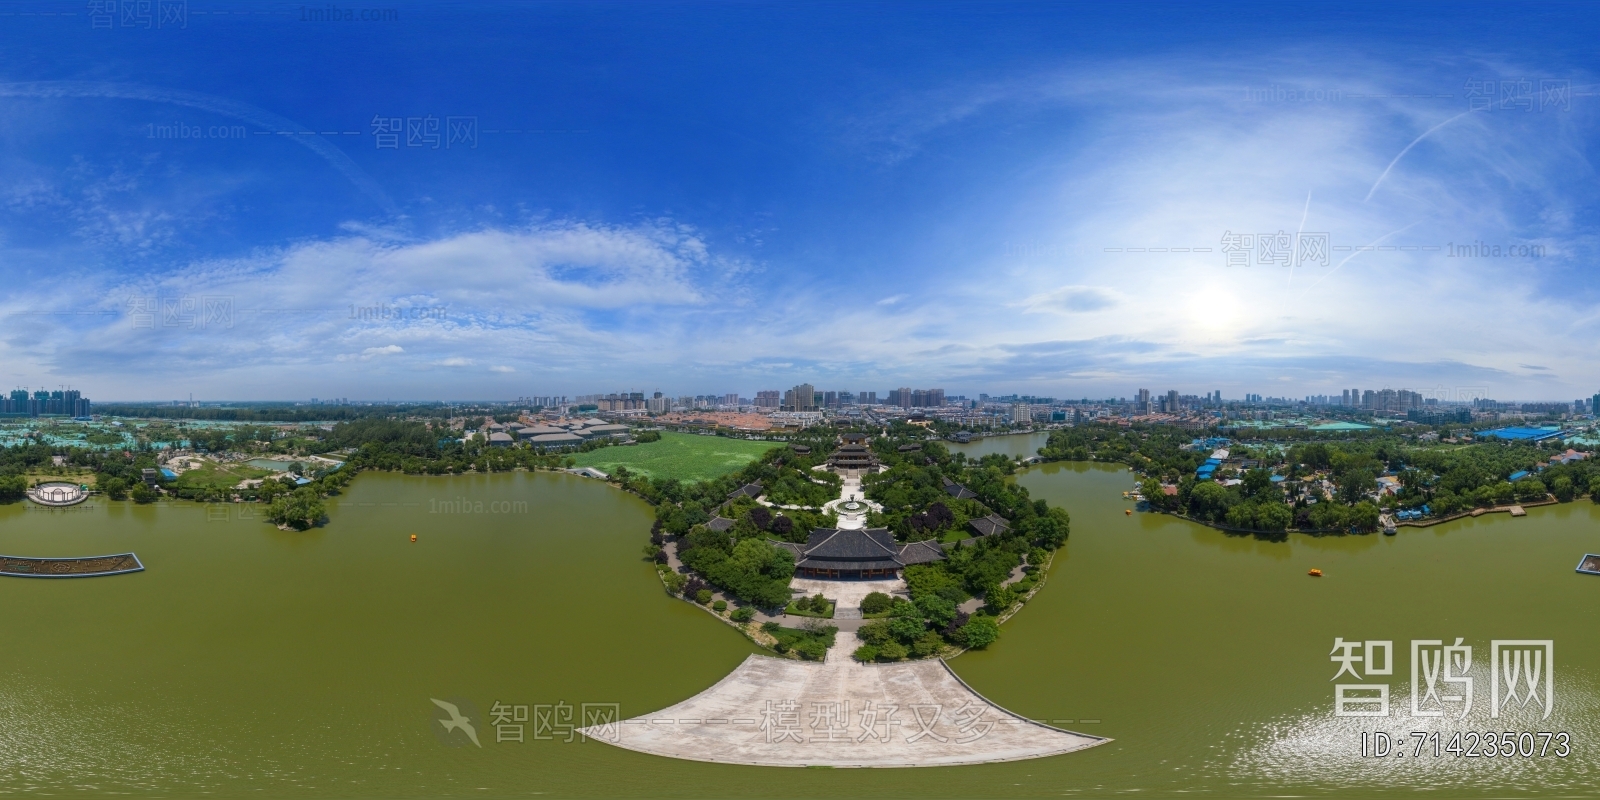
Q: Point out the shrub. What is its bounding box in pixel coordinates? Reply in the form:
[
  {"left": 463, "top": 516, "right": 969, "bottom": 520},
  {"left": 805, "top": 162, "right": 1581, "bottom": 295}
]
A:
[
  {"left": 713, "top": 600, "right": 727, "bottom": 612},
  {"left": 731, "top": 607, "right": 754, "bottom": 622},
  {"left": 957, "top": 615, "right": 1000, "bottom": 649},
  {"left": 876, "top": 641, "right": 908, "bottom": 661},
  {"left": 795, "top": 639, "right": 828, "bottom": 661},
  {"left": 684, "top": 577, "right": 708, "bottom": 598},
  {"left": 662, "top": 571, "right": 687, "bottom": 594},
  {"left": 860, "top": 592, "right": 893, "bottom": 614},
  {"left": 654, "top": 550, "right": 669, "bottom": 565},
  {"left": 912, "top": 631, "right": 945, "bottom": 658},
  {"left": 695, "top": 588, "right": 713, "bottom": 605},
  {"left": 853, "top": 645, "right": 879, "bottom": 662},
  {"left": 810, "top": 593, "right": 827, "bottom": 610},
  {"left": 761, "top": 621, "right": 781, "bottom": 634},
  {"left": 130, "top": 482, "right": 157, "bottom": 504},
  {"left": 794, "top": 595, "right": 813, "bottom": 612},
  {"left": 856, "top": 620, "right": 892, "bottom": 646},
  {"left": 942, "top": 611, "right": 971, "bottom": 637}
]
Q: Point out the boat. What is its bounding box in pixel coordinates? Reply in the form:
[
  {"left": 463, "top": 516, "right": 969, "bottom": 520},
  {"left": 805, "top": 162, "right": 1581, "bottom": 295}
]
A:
[{"left": 1307, "top": 568, "right": 1323, "bottom": 577}]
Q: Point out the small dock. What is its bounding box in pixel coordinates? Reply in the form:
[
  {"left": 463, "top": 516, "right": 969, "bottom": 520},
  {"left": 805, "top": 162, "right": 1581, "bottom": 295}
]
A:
[{"left": 0, "top": 553, "right": 144, "bottom": 578}]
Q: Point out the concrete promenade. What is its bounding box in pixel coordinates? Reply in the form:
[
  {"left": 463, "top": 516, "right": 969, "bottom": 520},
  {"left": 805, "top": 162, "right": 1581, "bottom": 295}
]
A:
[{"left": 580, "top": 650, "right": 1107, "bottom": 767}]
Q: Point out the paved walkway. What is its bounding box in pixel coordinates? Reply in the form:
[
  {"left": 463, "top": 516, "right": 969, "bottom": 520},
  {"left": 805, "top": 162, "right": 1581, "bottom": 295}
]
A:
[{"left": 581, "top": 651, "right": 1107, "bottom": 767}]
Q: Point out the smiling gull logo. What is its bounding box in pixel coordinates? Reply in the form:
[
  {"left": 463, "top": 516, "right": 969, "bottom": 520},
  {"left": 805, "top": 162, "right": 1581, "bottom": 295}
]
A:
[{"left": 430, "top": 697, "right": 482, "bottom": 747}]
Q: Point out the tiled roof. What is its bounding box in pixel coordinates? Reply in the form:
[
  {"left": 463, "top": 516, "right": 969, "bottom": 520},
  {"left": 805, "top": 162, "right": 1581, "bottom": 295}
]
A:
[
  {"left": 968, "top": 513, "right": 1011, "bottom": 537},
  {"left": 942, "top": 477, "right": 977, "bottom": 500},
  {"left": 727, "top": 482, "right": 764, "bottom": 499},
  {"left": 706, "top": 516, "right": 736, "bottom": 532},
  {"left": 781, "top": 527, "right": 945, "bottom": 570},
  {"left": 897, "top": 540, "right": 945, "bottom": 564}
]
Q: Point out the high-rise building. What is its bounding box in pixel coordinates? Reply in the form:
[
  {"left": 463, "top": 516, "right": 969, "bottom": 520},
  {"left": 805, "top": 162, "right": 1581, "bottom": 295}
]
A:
[
  {"left": 861, "top": 391, "right": 877, "bottom": 405},
  {"left": 1136, "top": 388, "right": 1151, "bottom": 414},
  {"left": 723, "top": 393, "right": 739, "bottom": 406},
  {"left": 755, "top": 390, "right": 780, "bottom": 408},
  {"left": 787, "top": 383, "right": 816, "bottom": 412},
  {"left": 1011, "top": 403, "right": 1030, "bottom": 424},
  {"left": 1592, "top": 393, "right": 1599, "bottom": 416},
  {"left": 1164, "top": 390, "right": 1179, "bottom": 413}
]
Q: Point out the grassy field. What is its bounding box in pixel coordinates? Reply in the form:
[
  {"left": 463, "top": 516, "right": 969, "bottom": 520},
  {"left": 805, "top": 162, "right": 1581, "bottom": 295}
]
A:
[
  {"left": 171, "top": 461, "right": 276, "bottom": 491},
  {"left": 569, "top": 432, "right": 778, "bottom": 483}
]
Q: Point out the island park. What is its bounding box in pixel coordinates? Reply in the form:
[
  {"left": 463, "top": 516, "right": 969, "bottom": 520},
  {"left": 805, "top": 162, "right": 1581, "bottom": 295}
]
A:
[{"left": 599, "top": 429, "right": 1102, "bottom": 767}]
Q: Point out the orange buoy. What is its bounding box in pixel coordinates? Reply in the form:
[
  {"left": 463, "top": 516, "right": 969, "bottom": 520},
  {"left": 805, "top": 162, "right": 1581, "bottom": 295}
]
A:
[
  {"left": 1308, "top": 568, "right": 1322, "bottom": 577},
  {"left": 410, "top": 534, "right": 417, "bottom": 542},
  {"left": 1125, "top": 509, "right": 1132, "bottom": 515}
]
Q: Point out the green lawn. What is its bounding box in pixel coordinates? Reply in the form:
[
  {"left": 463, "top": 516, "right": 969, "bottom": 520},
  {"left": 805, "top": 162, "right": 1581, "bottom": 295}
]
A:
[
  {"left": 171, "top": 461, "right": 275, "bottom": 491},
  {"left": 570, "top": 432, "right": 778, "bottom": 482},
  {"left": 783, "top": 600, "right": 835, "bottom": 618}
]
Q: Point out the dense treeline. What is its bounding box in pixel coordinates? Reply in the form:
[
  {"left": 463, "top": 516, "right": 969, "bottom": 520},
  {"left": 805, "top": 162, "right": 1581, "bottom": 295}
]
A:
[
  {"left": 661, "top": 426, "right": 1068, "bottom": 659},
  {"left": 1043, "top": 423, "right": 1598, "bottom": 535}
]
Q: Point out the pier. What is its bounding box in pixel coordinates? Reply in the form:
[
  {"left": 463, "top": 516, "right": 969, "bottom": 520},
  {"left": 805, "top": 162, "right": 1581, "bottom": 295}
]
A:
[{"left": 0, "top": 553, "right": 144, "bottom": 578}]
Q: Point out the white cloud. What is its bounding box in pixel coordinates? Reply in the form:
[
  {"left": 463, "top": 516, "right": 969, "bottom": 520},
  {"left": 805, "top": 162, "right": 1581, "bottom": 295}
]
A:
[{"left": 489, "top": 365, "right": 514, "bottom": 373}]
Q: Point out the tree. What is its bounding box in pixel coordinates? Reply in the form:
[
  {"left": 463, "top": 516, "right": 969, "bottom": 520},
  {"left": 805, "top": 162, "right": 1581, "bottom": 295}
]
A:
[
  {"left": 984, "top": 584, "right": 1017, "bottom": 615},
  {"left": 131, "top": 482, "right": 158, "bottom": 504},
  {"left": 1025, "top": 507, "right": 1071, "bottom": 549},
  {"left": 915, "top": 593, "right": 958, "bottom": 629},
  {"left": 1140, "top": 477, "right": 1167, "bottom": 510},
  {"left": 1348, "top": 501, "right": 1380, "bottom": 532},
  {"left": 1188, "top": 481, "right": 1230, "bottom": 521},
  {"left": 0, "top": 474, "right": 28, "bottom": 502},
  {"left": 748, "top": 505, "right": 772, "bottom": 530},
  {"left": 267, "top": 488, "right": 326, "bottom": 530},
  {"left": 100, "top": 477, "right": 128, "bottom": 500},
  {"left": 956, "top": 615, "right": 1000, "bottom": 649},
  {"left": 1552, "top": 475, "right": 1575, "bottom": 502},
  {"left": 1242, "top": 468, "right": 1273, "bottom": 498}
]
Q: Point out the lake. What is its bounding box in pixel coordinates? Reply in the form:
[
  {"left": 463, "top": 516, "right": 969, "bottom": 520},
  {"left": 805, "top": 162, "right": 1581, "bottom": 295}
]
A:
[
  {"left": 946, "top": 431, "right": 1051, "bottom": 460},
  {"left": 1, "top": 466, "right": 1596, "bottom": 797}
]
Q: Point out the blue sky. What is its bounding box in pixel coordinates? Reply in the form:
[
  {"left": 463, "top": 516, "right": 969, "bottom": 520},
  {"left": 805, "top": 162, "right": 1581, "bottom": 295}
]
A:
[{"left": 2, "top": 1, "right": 1598, "bottom": 402}]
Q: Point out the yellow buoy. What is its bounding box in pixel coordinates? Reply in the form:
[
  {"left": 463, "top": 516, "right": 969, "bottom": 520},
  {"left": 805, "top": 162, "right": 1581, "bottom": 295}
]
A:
[
  {"left": 410, "top": 534, "right": 417, "bottom": 542},
  {"left": 1125, "top": 509, "right": 1132, "bottom": 515},
  {"left": 1308, "top": 568, "right": 1322, "bottom": 577}
]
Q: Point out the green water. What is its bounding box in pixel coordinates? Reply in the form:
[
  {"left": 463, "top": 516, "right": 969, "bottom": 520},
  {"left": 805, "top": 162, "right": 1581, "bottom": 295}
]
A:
[
  {"left": 947, "top": 431, "right": 1050, "bottom": 460},
  {"left": 2, "top": 465, "right": 1597, "bottom": 797}
]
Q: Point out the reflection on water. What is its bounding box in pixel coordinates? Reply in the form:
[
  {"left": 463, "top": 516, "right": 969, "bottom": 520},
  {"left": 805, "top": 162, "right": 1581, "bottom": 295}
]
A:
[
  {"left": 2, "top": 465, "right": 1597, "bottom": 797},
  {"left": 946, "top": 431, "right": 1050, "bottom": 460},
  {"left": 1223, "top": 669, "right": 1598, "bottom": 792}
]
